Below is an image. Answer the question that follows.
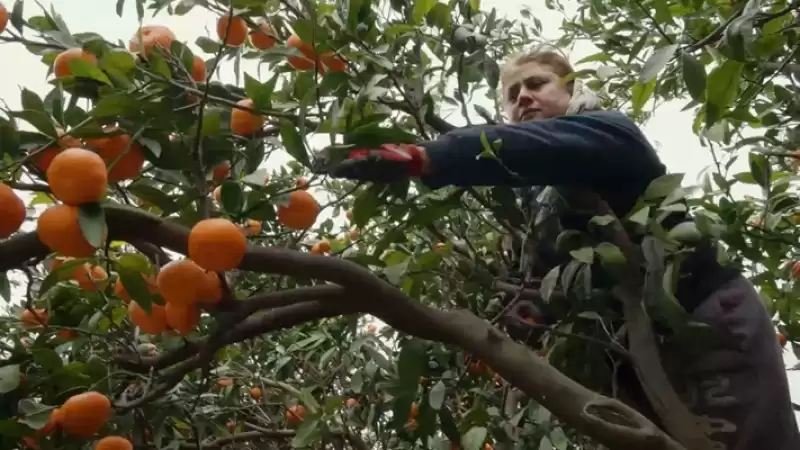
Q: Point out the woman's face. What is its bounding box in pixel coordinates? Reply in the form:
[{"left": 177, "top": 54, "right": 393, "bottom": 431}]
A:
[{"left": 502, "top": 61, "right": 572, "bottom": 123}]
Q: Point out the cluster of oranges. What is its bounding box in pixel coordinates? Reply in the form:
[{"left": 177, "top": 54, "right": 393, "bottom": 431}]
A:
[{"left": 24, "top": 390, "right": 132, "bottom": 449}]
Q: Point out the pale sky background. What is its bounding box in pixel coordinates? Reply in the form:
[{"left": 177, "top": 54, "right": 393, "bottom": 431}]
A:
[{"left": 0, "top": 0, "right": 798, "bottom": 425}]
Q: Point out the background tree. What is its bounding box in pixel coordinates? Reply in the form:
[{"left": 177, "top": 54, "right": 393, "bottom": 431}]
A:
[{"left": 0, "top": 0, "right": 797, "bottom": 449}]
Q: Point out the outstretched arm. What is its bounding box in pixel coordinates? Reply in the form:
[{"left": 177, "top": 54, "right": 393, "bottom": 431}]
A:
[{"left": 418, "top": 110, "right": 666, "bottom": 191}]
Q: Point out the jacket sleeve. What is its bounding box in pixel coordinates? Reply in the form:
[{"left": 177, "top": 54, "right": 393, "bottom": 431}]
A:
[{"left": 419, "top": 110, "right": 666, "bottom": 191}]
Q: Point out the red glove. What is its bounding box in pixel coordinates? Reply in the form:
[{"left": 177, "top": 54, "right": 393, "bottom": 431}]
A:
[{"left": 325, "top": 143, "right": 427, "bottom": 182}]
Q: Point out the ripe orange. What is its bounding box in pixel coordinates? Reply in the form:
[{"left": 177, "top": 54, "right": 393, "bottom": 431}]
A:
[
  {"left": 230, "top": 98, "right": 263, "bottom": 136},
  {"left": 46, "top": 148, "right": 108, "bottom": 205},
  {"left": 36, "top": 204, "right": 97, "bottom": 257},
  {"left": 321, "top": 53, "right": 346, "bottom": 72},
  {"left": 217, "top": 377, "right": 233, "bottom": 387},
  {"left": 128, "top": 25, "right": 176, "bottom": 56},
  {"left": 241, "top": 219, "right": 261, "bottom": 236},
  {"left": 295, "top": 177, "right": 309, "bottom": 190},
  {"left": 94, "top": 436, "right": 133, "bottom": 450},
  {"left": 197, "top": 270, "right": 223, "bottom": 305},
  {"left": 277, "top": 191, "right": 320, "bottom": 230},
  {"left": 156, "top": 259, "right": 206, "bottom": 305},
  {"left": 226, "top": 421, "right": 235, "bottom": 432},
  {"left": 0, "top": 182, "right": 25, "bottom": 239},
  {"left": 286, "top": 34, "right": 317, "bottom": 70},
  {"left": 217, "top": 15, "right": 248, "bottom": 46},
  {"left": 212, "top": 161, "right": 231, "bottom": 181},
  {"left": 0, "top": 2, "right": 7, "bottom": 34},
  {"left": 72, "top": 264, "right": 108, "bottom": 292},
  {"left": 128, "top": 301, "right": 168, "bottom": 334},
  {"left": 191, "top": 55, "right": 206, "bottom": 82},
  {"left": 310, "top": 238, "right": 330, "bottom": 254},
  {"left": 250, "top": 22, "right": 276, "bottom": 49},
  {"left": 188, "top": 218, "right": 248, "bottom": 272},
  {"left": 29, "top": 128, "right": 82, "bottom": 173},
  {"left": 53, "top": 48, "right": 98, "bottom": 79},
  {"left": 21, "top": 308, "right": 48, "bottom": 328},
  {"left": 60, "top": 391, "right": 111, "bottom": 438},
  {"left": 250, "top": 386, "right": 262, "bottom": 400},
  {"left": 85, "top": 129, "right": 146, "bottom": 182},
  {"left": 165, "top": 302, "right": 200, "bottom": 336},
  {"left": 792, "top": 261, "right": 800, "bottom": 278},
  {"left": 57, "top": 329, "right": 78, "bottom": 340},
  {"left": 285, "top": 405, "right": 306, "bottom": 426},
  {"left": 409, "top": 402, "right": 419, "bottom": 419},
  {"left": 467, "top": 361, "right": 487, "bottom": 375},
  {"left": 114, "top": 274, "right": 158, "bottom": 304}
]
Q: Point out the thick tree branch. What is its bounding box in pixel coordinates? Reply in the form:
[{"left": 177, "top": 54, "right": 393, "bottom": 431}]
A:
[{"left": 0, "top": 205, "right": 684, "bottom": 450}]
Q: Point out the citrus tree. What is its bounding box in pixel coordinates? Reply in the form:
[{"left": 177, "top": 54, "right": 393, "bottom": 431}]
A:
[{"left": 0, "top": 0, "right": 797, "bottom": 450}]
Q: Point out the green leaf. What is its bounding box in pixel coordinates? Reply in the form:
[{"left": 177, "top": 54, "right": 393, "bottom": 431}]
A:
[
  {"left": 11, "top": 110, "right": 58, "bottom": 137},
  {"left": 0, "top": 365, "right": 21, "bottom": 394},
  {"left": 594, "top": 243, "right": 626, "bottom": 266},
  {"left": 631, "top": 78, "right": 656, "bottom": 113},
  {"left": 39, "top": 258, "right": 87, "bottom": 295},
  {"left": 290, "top": 417, "right": 321, "bottom": 447},
  {"left": 748, "top": 152, "right": 771, "bottom": 189},
  {"left": 644, "top": 173, "right": 684, "bottom": 200},
  {"left": 569, "top": 247, "right": 594, "bottom": 264},
  {"left": 667, "top": 221, "right": 702, "bottom": 243},
  {"left": 17, "top": 399, "right": 52, "bottom": 429},
  {"left": 429, "top": 381, "right": 445, "bottom": 410},
  {"left": 540, "top": 266, "right": 560, "bottom": 302},
  {"left": 279, "top": 121, "right": 310, "bottom": 167},
  {"left": 397, "top": 339, "right": 426, "bottom": 389},
  {"left": 196, "top": 36, "right": 222, "bottom": 54},
  {"left": 384, "top": 258, "right": 409, "bottom": 285},
  {"left": 32, "top": 348, "right": 63, "bottom": 370},
  {"left": 0, "top": 272, "right": 10, "bottom": 302},
  {"left": 411, "top": 0, "right": 437, "bottom": 25},
  {"left": 77, "top": 203, "right": 106, "bottom": 249},
  {"left": 117, "top": 267, "right": 153, "bottom": 312},
  {"left": 706, "top": 60, "right": 742, "bottom": 109},
  {"left": 639, "top": 44, "right": 677, "bottom": 83},
  {"left": 220, "top": 181, "right": 244, "bottom": 215},
  {"left": 117, "top": 252, "right": 151, "bottom": 274},
  {"left": 67, "top": 58, "right": 112, "bottom": 85},
  {"left": 680, "top": 52, "right": 706, "bottom": 102},
  {"left": 20, "top": 88, "right": 49, "bottom": 119},
  {"left": 92, "top": 93, "right": 141, "bottom": 118},
  {"left": 352, "top": 184, "right": 383, "bottom": 228},
  {"left": 462, "top": 426, "right": 488, "bottom": 450}
]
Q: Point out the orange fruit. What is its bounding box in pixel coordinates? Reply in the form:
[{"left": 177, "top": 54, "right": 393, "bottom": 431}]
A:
[
  {"left": 57, "top": 329, "right": 78, "bottom": 340},
  {"left": 0, "top": 2, "right": 7, "bottom": 34},
  {"left": 156, "top": 259, "right": 206, "bottom": 305},
  {"left": 250, "top": 22, "right": 276, "bottom": 49},
  {"left": 409, "top": 403, "right": 419, "bottom": 419},
  {"left": 53, "top": 48, "right": 98, "bottom": 79},
  {"left": 467, "top": 361, "right": 486, "bottom": 375},
  {"left": 128, "top": 25, "right": 176, "bottom": 56},
  {"left": 29, "top": 128, "right": 82, "bottom": 173},
  {"left": 310, "top": 238, "right": 330, "bottom": 254},
  {"left": 197, "top": 271, "right": 223, "bottom": 305},
  {"left": 212, "top": 160, "right": 231, "bottom": 181},
  {"left": 217, "top": 15, "right": 248, "bottom": 46},
  {"left": 38, "top": 408, "right": 63, "bottom": 435},
  {"left": 85, "top": 129, "right": 146, "bottom": 182},
  {"left": 114, "top": 274, "right": 158, "bottom": 304},
  {"left": 59, "top": 391, "right": 111, "bottom": 438},
  {"left": 286, "top": 34, "right": 317, "bottom": 70},
  {"left": 0, "top": 182, "right": 25, "bottom": 239},
  {"left": 188, "top": 218, "right": 248, "bottom": 272},
  {"left": 36, "top": 204, "right": 97, "bottom": 257},
  {"left": 242, "top": 219, "right": 261, "bottom": 236},
  {"left": 46, "top": 147, "right": 108, "bottom": 205},
  {"left": 21, "top": 308, "right": 48, "bottom": 328},
  {"left": 128, "top": 301, "right": 168, "bottom": 334},
  {"left": 434, "top": 242, "right": 445, "bottom": 250},
  {"left": 72, "top": 264, "right": 108, "bottom": 292},
  {"left": 230, "top": 98, "right": 263, "bottom": 136},
  {"left": 165, "top": 302, "right": 200, "bottom": 336},
  {"left": 250, "top": 386, "right": 262, "bottom": 400},
  {"left": 217, "top": 378, "right": 233, "bottom": 388},
  {"left": 295, "top": 177, "right": 309, "bottom": 190},
  {"left": 94, "top": 436, "right": 133, "bottom": 450},
  {"left": 226, "top": 421, "right": 235, "bottom": 432},
  {"left": 285, "top": 405, "right": 306, "bottom": 426},
  {"left": 322, "top": 53, "right": 346, "bottom": 72},
  {"left": 277, "top": 190, "right": 320, "bottom": 230},
  {"left": 191, "top": 55, "right": 206, "bottom": 82}
]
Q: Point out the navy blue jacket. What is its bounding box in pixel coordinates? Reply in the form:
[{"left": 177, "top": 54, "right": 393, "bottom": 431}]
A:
[{"left": 418, "top": 110, "right": 739, "bottom": 311}]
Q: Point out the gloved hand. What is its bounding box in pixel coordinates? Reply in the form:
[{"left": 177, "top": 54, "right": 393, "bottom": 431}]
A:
[{"left": 322, "top": 143, "right": 428, "bottom": 182}]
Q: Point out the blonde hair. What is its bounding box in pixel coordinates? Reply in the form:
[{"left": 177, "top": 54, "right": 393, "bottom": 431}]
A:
[{"left": 500, "top": 46, "right": 576, "bottom": 97}]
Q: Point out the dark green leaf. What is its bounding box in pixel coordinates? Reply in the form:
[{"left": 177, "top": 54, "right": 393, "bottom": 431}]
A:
[
  {"left": 0, "top": 365, "right": 21, "bottom": 394},
  {"left": 680, "top": 52, "right": 706, "bottom": 102},
  {"left": 0, "top": 272, "right": 10, "bottom": 302},
  {"left": 220, "top": 181, "right": 244, "bottom": 215},
  {"left": 117, "top": 267, "right": 153, "bottom": 312},
  {"left": 279, "top": 121, "right": 310, "bottom": 167},
  {"left": 77, "top": 203, "right": 106, "bottom": 249},
  {"left": 706, "top": 60, "right": 742, "bottom": 109},
  {"left": 429, "top": 381, "right": 445, "bottom": 410},
  {"left": 639, "top": 44, "right": 677, "bottom": 82},
  {"left": 644, "top": 173, "right": 685, "bottom": 200},
  {"left": 397, "top": 339, "right": 426, "bottom": 389},
  {"left": 462, "top": 426, "right": 488, "bottom": 450}
]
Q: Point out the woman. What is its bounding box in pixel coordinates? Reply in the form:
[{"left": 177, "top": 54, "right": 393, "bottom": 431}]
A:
[{"left": 321, "top": 48, "right": 800, "bottom": 449}]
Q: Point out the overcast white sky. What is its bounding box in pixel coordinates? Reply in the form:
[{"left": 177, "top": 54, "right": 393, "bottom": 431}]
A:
[{"left": 0, "top": 0, "right": 797, "bottom": 423}]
